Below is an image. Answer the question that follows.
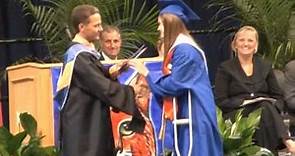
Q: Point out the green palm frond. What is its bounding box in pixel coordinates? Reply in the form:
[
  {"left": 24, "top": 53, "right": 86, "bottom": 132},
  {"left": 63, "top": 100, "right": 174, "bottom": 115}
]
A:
[
  {"left": 208, "top": 0, "right": 295, "bottom": 68},
  {"left": 0, "top": 113, "right": 59, "bottom": 156},
  {"left": 17, "top": 0, "right": 64, "bottom": 59},
  {"left": 16, "top": 0, "right": 158, "bottom": 61},
  {"left": 101, "top": 0, "right": 158, "bottom": 58}
]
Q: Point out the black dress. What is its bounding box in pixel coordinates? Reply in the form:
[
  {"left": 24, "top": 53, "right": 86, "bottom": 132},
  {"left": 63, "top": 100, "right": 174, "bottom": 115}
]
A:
[
  {"left": 214, "top": 56, "right": 288, "bottom": 153},
  {"left": 60, "top": 48, "right": 145, "bottom": 156}
]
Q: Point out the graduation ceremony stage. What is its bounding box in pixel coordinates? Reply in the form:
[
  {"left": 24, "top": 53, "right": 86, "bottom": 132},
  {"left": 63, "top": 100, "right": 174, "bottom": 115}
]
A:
[{"left": 6, "top": 58, "right": 176, "bottom": 156}]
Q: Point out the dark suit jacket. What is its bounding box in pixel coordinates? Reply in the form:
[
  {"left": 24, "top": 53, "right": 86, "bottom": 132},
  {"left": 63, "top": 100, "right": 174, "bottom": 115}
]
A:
[{"left": 214, "top": 56, "right": 285, "bottom": 114}]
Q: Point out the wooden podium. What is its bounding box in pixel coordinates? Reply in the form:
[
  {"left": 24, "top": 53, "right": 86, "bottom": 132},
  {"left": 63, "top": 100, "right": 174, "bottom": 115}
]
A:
[
  {"left": 6, "top": 57, "right": 162, "bottom": 147},
  {"left": 7, "top": 62, "right": 62, "bottom": 146}
]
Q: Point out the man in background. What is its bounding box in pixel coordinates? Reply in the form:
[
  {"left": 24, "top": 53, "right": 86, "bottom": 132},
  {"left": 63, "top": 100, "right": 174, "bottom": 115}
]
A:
[{"left": 99, "top": 25, "right": 122, "bottom": 60}]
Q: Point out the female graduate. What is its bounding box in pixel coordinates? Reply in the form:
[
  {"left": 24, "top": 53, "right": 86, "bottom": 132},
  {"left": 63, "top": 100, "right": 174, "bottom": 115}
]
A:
[{"left": 129, "top": 0, "right": 223, "bottom": 155}]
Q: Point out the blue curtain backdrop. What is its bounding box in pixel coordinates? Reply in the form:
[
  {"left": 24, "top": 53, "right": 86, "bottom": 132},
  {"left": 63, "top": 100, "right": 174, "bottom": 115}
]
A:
[
  {"left": 0, "top": 0, "right": 239, "bottom": 128},
  {"left": 0, "top": 0, "right": 52, "bottom": 128}
]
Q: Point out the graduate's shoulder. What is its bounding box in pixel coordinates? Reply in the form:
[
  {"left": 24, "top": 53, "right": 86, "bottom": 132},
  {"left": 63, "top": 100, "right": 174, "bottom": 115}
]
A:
[{"left": 173, "top": 43, "right": 201, "bottom": 58}]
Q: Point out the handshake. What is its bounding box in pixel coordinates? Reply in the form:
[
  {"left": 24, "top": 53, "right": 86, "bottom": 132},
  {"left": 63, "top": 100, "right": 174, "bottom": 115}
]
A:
[
  {"left": 109, "top": 59, "right": 149, "bottom": 80},
  {"left": 109, "top": 44, "right": 148, "bottom": 79},
  {"left": 109, "top": 60, "right": 130, "bottom": 79}
]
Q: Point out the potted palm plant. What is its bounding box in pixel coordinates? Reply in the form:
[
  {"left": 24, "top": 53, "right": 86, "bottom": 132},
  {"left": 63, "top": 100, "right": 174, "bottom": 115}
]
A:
[
  {"left": 0, "top": 112, "right": 59, "bottom": 156},
  {"left": 217, "top": 108, "right": 274, "bottom": 156}
]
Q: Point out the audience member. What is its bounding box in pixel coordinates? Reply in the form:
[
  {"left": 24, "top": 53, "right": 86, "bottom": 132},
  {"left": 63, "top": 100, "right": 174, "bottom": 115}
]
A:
[
  {"left": 279, "top": 60, "right": 295, "bottom": 113},
  {"left": 214, "top": 25, "right": 295, "bottom": 154},
  {"left": 274, "top": 60, "right": 295, "bottom": 136}
]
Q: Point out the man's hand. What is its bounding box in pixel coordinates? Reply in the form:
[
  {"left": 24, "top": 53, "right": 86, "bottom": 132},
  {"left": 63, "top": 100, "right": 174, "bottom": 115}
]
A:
[{"left": 109, "top": 60, "right": 129, "bottom": 79}]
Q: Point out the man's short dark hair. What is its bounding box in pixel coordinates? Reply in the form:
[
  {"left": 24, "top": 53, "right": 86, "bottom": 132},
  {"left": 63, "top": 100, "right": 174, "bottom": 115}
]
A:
[
  {"left": 102, "top": 25, "right": 120, "bottom": 34},
  {"left": 100, "top": 25, "right": 121, "bottom": 39},
  {"left": 71, "top": 4, "right": 100, "bottom": 33}
]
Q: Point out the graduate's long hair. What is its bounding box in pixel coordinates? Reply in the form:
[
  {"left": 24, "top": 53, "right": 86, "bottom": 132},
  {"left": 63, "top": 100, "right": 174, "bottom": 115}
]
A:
[{"left": 159, "top": 13, "right": 190, "bottom": 57}]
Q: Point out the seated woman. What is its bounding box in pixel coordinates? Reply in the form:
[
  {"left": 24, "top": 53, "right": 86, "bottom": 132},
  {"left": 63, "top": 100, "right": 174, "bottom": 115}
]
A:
[
  {"left": 277, "top": 60, "right": 295, "bottom": 113},
  {"left": 214, "top": 25, "right": 295, "bottom": 154}
]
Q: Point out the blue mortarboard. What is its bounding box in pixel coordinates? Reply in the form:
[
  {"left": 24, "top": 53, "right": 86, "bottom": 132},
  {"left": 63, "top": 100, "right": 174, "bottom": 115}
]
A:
[{"left": 159, "top": 0, "right": 200, "bottom": 26}]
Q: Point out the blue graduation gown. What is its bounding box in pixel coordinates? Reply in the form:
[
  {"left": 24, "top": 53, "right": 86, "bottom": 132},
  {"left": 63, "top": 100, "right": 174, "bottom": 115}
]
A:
[{"left": 146, "top": 43, "right": 223, "bottom": 156}]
